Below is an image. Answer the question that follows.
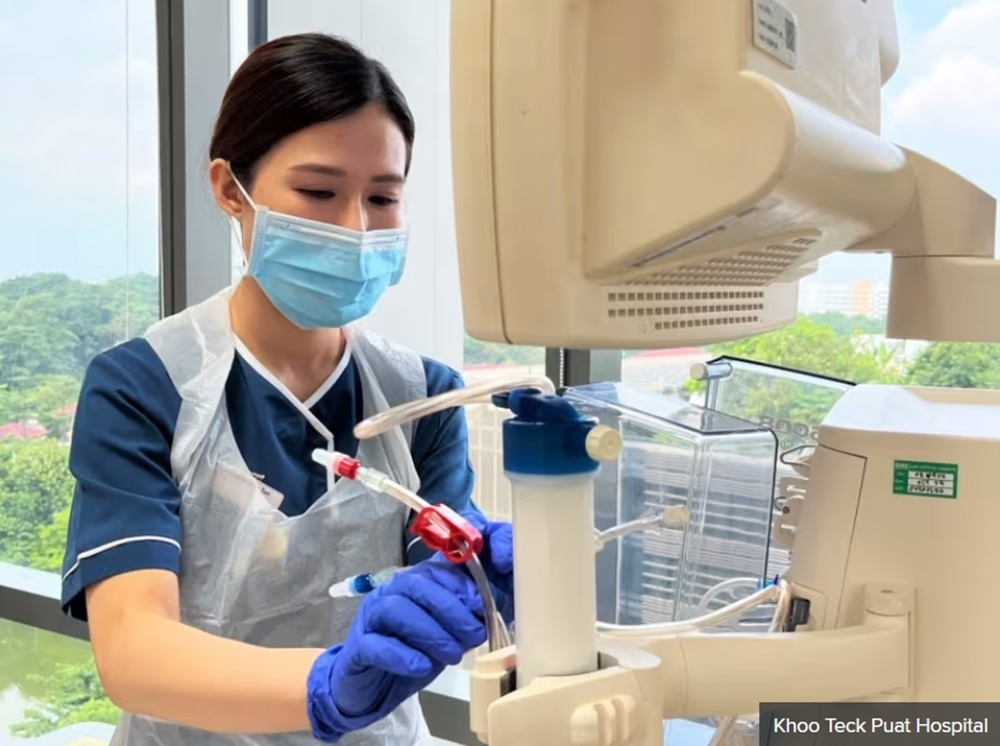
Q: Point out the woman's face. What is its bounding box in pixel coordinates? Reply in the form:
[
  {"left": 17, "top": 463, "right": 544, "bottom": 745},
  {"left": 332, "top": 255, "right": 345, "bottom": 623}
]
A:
[{"left": 211, "top": 102, "right": 408, "bottom": 254}]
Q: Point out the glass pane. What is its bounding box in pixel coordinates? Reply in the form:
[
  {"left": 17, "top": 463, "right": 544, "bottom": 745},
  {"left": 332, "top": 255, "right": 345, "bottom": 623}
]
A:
[
  {"left": 0, "top": 1, "right": 160, "bottom": 573},
  {"left": 0, "top": 619, "right": 119, "bottom": 739},
  {"left": 462, "top": 334, "right": 545, "bottom": 521}
]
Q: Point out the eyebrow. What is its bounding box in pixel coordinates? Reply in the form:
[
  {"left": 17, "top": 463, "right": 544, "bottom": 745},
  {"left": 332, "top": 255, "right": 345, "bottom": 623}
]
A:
[{"left": 290, "top": 163, "right": 405, "bottom": 184}]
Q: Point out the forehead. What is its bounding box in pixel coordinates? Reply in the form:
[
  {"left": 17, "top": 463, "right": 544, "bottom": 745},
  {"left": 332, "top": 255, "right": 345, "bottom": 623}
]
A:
[{"left": 261, "top": 104, "right": 408, "bottom": 177}]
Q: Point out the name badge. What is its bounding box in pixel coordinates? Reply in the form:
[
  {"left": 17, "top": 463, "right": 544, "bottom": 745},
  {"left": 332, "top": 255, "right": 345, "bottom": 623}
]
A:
[
  {"left": 213, "top": 462, "right": 285, "bottom": 510},
  {"left": 256, "top": 480, "right": 285, "bottom": 509}
]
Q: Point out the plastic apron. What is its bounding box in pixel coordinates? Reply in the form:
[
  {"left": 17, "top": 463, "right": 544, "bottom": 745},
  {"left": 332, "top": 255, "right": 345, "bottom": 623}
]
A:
[{"left": 111, "top": 287, "right": 434, "bottom": 746}]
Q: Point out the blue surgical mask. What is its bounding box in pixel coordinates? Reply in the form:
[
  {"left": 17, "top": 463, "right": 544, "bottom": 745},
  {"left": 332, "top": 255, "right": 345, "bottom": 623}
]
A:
[{"left": 231, "top": 173, "right": 407, "bottom": 330}]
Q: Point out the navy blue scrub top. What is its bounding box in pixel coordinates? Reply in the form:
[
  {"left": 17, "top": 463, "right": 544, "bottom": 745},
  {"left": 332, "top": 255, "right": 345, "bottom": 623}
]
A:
[{"left": 61, "top": 337, "right": 475, "bottom": 622}]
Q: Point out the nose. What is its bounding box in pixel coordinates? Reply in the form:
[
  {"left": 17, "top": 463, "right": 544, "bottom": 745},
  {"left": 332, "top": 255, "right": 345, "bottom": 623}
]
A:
[{"left": 334, "top": 197, "right": 367, "bottom": 232}]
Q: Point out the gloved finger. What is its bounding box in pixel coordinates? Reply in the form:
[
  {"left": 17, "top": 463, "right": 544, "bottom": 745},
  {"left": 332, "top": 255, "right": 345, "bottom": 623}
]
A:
[
  {"left": 376, "top": 582, "right": 486, "bottom": 654},
  {"left": 367, "top": 594, "right": 484, "bottom": 664},
  {"left": 460, "top": 512, "right": 514, "bottom": 578},
  {"left": 385, "top": 558, "right": 485, "bottom": 619},
  {"left": 486, "top": 523, "right": 513, "bottom": 576},
  {"left": 342, "top": 631, "right": 436, "bottom": 679}
]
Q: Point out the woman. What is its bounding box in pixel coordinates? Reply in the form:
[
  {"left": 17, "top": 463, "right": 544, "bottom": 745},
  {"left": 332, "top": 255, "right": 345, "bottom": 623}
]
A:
[{"left": 60, "top": 33, "right": 514, "bottom": 744}]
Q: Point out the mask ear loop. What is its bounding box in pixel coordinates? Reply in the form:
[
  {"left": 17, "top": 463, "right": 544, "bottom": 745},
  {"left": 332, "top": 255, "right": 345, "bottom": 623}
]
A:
[{"left": 227, "top": 165, "right": 257, "bottom": 273}]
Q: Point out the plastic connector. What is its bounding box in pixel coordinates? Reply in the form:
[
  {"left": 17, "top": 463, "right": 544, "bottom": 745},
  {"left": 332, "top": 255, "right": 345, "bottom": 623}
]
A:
[
  {"left": 311, "top": 449, "right": 361, "bottom": 480},
  {"left": 411, "top": 504, "right": 484, "bottom": 563}
]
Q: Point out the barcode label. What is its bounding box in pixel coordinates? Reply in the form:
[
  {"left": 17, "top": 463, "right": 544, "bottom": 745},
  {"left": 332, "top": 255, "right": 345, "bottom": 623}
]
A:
[
  {"left": 784, "top": 16, "right": 796, "bottom": 53},
  {"left": 752, "top": 0, "right": 798, "bottom": 69}
]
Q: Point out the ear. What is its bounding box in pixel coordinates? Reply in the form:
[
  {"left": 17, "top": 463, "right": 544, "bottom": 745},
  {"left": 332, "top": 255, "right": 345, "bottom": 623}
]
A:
[{"left": 209, "top": 158, "right": 246, "bottom": 219}]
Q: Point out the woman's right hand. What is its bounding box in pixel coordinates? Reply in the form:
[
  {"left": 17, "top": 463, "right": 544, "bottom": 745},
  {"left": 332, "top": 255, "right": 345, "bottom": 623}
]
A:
[{"left": 306, "top": 558, "right": 487, "bottom": 741}]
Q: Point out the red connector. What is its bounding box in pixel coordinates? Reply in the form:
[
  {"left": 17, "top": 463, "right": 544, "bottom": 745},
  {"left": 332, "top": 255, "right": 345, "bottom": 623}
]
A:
[
  {"left": 330, "top": 454, "right": 360, "bottom": 480},
  {"left": 411, "top": 504, "right": 483, "bottom": 564}
]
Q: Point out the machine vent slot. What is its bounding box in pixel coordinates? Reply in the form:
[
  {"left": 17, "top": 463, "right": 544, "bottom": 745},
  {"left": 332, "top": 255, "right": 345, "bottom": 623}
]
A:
[
  {"left": 600, "top": 239, "right": 812, "bottom": 330},
  {"left": 603, "top": 289, "right": 767, "bottom": 329},
  {"left": 634, "top": 241, "right": 812, "bottom": 287}
]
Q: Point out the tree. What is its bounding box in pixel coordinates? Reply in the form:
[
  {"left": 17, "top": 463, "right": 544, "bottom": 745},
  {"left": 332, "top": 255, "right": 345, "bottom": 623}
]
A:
[
  {"left": 0, "top": 439, "right": 75, "bottom": 566},
  {"left": 700, "top": 317, "right": 902, "bottom": 451},
  {"left": 464, "top": 333, "right": 544, "bottom": 366},
  {"left": 905, "top": 342, "right": 1000, "bottom": 389},
  {"left": 31, "top": 505, "right": 71, "bottom": 573},
  {"left": 11, "top": 661, "right": 118, "bottom": 737},
  {"left": 0, "top": 272, "right": 159, "bottom": 392},
  {"left": 807, "top": 311, "right": 885, "bottom": 337}
]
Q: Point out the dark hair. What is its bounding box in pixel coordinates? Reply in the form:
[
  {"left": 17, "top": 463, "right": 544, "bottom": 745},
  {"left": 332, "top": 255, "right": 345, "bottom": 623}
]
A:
[{"left": 209, "top": 33, "right": 416, "bottom": 186}]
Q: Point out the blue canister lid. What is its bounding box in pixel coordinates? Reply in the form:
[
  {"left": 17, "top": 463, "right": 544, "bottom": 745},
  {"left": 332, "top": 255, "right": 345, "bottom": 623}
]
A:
[{"left": 495, "top": 388, "right": 600, "bottom": 476}]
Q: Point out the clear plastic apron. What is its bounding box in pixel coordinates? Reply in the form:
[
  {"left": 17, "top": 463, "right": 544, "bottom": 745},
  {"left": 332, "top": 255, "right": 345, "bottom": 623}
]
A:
[{"left": 110, "top": 287, "right": 434, "bottom": 746}]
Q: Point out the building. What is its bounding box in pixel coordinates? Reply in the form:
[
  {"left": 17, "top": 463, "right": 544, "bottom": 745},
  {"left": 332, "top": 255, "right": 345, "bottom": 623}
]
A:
[
  {"left": 799, "top": 279, "right": 890, "bottom": 319},
  {"left": 0, "top": 421, "right": 48, "bottom": 441}
]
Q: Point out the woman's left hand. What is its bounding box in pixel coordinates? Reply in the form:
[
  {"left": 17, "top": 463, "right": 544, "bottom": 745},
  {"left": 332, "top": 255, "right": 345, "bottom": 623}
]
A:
[{"left": 461, "top": 511, "right": 514, "bottom": 623}]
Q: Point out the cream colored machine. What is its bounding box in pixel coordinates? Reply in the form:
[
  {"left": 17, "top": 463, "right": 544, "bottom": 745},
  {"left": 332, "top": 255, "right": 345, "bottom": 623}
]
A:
[{"left": 440, "top": 0, "right": 1000, "bottom": 744}]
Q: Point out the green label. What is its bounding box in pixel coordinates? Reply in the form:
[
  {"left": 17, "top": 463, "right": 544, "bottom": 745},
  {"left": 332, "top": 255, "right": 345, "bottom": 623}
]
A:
[{"left": 892, "top": 460, "right": 958, "bottom": 499}]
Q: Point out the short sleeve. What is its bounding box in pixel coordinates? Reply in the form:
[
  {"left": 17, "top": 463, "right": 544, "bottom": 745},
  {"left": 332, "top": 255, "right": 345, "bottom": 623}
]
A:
[
  {"left": 61, "top": 339, "right": 185, "bottom": 621},
  {"left": 405, "top": 358, "right": 477, "bottom": 564}
]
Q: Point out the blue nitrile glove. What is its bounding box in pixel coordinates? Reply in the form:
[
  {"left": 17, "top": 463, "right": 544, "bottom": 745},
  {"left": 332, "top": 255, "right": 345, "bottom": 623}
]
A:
[
  {"left": 461, "top": 511, "right": 514, "bottom": 624},
  {"left": 307, "top": 558, "right": 487, "bottom": 741}
]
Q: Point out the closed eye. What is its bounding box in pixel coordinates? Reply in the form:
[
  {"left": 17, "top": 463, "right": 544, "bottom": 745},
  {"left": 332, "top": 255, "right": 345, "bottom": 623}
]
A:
[{"left": 297, "top": 188, "right": 335, "bottom": 200}]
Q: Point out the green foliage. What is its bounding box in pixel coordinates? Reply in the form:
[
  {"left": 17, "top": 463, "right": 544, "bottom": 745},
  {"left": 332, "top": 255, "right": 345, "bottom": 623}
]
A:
[
  {"left": 905, "top": 342, "right": 1000, "bottom": 389},
  {"left": 0, "top": 272, "right": 159, "bottom": 392},
  {"left": 0, "top": 272, "right": 154, "bottom": 737},
  {"left": 9, "top": 661, "right": 118, "bottom": 738},
  {"left": 463, "top": 334, "right": 544, "bottom": 366},
  {"left": 713, "top": 316, "right": 901, "bottom": 383},
  {"left": 0, "top": 439, "right": 75, "bottom": 567},
  {"left": 704, "top": 317, "right": 903, "bottom": 451},
  {"left": 30, "top": 506, "right": 71, "bottom": 574},
  {"left": 807, "top": 311, "right": 886, "bottom": 338}
]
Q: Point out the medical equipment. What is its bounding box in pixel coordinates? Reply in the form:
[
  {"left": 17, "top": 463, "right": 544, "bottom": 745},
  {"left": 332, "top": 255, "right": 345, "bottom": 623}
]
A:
[
  {"left": 311, "top": 449, "right": 512, "bottom": 652},
  {"left": 369, "top": 0, "right": 998, "bottom": 743},
  {"left": 329, "top": 567, "right": 402, "bottom": 599}
]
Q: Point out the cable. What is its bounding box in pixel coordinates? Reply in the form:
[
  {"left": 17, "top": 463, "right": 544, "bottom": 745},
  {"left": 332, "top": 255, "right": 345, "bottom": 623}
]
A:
[{"left": 353, "top": 375, "right": 556, "bottom": 440}]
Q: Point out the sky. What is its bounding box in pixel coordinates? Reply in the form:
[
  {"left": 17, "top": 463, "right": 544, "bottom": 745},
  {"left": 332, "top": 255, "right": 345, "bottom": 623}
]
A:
[{"left": 0, "top": 1, "right": 996, "bottom": 285}]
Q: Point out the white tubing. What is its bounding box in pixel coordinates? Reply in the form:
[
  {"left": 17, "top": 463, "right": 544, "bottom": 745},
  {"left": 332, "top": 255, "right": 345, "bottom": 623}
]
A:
[
  {"left": 353, "top": 375, "right": 555, "bottom": 440},
  {"left": 597, "top": 584, "right": 782, "bottom": 639},
  {"left": 706, "top": 580, "right": 791, "bottom": 746},
  {"left": 697, "top": 577, "right": 763, "bottom": 613},
  {"left": 511, "top": 472, "right": 598, "bottom": 687}
]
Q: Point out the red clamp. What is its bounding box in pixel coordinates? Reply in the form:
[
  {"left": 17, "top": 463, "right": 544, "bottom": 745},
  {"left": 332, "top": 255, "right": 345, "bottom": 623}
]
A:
[{"left": 410, "top": 504, "right": 483, "bottom": 564}]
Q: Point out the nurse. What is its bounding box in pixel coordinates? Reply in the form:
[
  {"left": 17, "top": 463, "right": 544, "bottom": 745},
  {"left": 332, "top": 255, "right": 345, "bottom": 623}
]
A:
[{"left": 60, "top": 33, "right": 514, "bottom": 745}]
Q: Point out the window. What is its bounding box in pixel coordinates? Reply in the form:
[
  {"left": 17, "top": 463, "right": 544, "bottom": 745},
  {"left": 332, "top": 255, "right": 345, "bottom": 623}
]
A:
[
  {"left": 462, "top": 335, "right": 546, "bottom": 522},
  {"left": 0, "top": 1, "right": 159, "bottom": 736}
]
